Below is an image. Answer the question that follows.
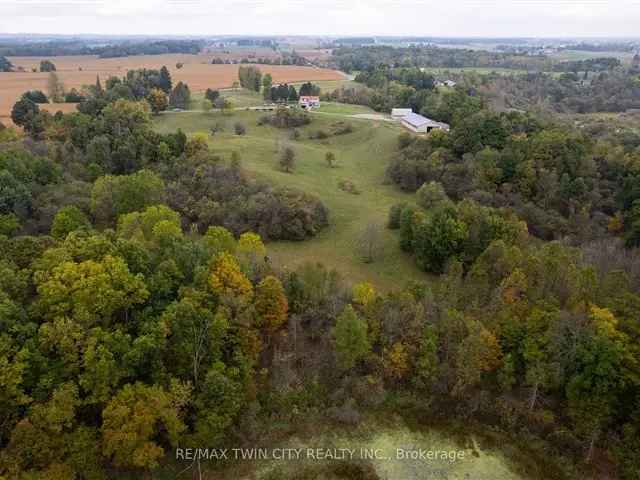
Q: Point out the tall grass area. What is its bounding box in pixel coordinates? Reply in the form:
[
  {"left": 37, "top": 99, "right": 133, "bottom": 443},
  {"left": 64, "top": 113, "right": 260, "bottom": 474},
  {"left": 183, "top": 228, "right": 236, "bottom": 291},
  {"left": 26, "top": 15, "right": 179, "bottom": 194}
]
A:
[{"left": 155, "top": 109, "right": 428, "bottom": 290}]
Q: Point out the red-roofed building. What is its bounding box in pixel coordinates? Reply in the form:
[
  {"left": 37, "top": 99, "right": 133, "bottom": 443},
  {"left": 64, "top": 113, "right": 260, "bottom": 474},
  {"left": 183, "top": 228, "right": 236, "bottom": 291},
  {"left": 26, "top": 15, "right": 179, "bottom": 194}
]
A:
[{"left": 299, "top": 96, "right": 320, "bottom": 109}]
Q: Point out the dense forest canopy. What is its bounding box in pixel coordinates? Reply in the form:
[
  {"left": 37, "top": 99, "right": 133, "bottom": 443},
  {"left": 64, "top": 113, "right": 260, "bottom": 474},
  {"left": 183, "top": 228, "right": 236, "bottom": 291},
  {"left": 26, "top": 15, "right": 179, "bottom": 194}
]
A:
[{"left": 330, "top": 45, "right": 554, "bottom": 72}]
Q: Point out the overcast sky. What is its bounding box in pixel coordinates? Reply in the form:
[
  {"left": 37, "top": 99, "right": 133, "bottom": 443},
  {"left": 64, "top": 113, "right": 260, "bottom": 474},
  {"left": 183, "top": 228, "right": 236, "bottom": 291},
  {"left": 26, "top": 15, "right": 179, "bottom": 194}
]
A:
[{"left": 1, "top": 0, "right": 639, "bottom": 37}]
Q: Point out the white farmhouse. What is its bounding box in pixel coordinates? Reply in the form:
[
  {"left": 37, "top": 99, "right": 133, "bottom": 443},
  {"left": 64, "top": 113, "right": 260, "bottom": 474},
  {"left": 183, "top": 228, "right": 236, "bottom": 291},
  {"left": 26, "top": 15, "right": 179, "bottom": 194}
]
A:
[{"left": 401, "top": 113, "right": 450, "bottom": 134}]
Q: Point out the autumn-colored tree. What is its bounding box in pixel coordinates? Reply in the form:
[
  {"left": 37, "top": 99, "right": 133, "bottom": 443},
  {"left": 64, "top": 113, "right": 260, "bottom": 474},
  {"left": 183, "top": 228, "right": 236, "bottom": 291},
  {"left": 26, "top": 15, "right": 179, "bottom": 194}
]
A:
[
  {"left": 1, "top": 383, "right": 102, "bottom": 479},
  {"left": 453, "top": 320, "right": 502, "bottom": 396},
  {"left": 384, "top": 341, "right": 410, "bottom": 380},
  {"left": 333, "top": 304, "right": 371, "bottom": 371},
  {"left": 237, "top": 232, "right": 267, "bottom": 279},
  {"left": 185, "top": 132, "right": 209, "bottom": 156},
  {"left": 352, "top": 282, "right": 375, "bottom": 307},
  {"left": 209, "top": 253, "right": 253, "bottom": 303},
  {"left": 102, "top": 382, "right": 187, "bottom": 471},
  {"left": 146, "top": 88, "right": 168, "bottom": 114},
  {"left": 254, "top": 275, "right": 288, "bottom": 333},
  {"left": 238, "top": 232, "right": 266, "bottom": 258}
]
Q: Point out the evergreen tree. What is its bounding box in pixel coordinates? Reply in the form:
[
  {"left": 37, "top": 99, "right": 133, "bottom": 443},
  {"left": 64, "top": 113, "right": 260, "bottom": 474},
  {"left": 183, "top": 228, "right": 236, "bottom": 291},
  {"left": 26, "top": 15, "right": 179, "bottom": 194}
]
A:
[
  {"left": 262, "top": 73, "right": 273, "bottom": 100},
  {"left": 332, "top": 304, "right": 371, "bottom": 370},
  {"left": 288, "top": 85, "right": 299, "bottom": 102},
  {"left": 158, "top": 66, "right": 172, "bottom": 93},
  {"left": 169, "top": 81, "right": 191, "bottom": 109}
]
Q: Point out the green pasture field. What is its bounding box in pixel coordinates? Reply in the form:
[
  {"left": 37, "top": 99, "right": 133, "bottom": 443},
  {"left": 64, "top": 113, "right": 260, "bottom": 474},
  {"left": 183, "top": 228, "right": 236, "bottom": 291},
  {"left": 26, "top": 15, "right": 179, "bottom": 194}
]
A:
[{"left": 154, "top": 108, "right": 429, "bottom": 290}]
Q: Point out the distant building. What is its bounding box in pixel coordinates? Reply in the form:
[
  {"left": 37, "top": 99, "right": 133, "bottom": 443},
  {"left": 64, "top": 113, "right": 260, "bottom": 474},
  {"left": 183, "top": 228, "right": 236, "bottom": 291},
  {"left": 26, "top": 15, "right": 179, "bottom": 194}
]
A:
[
  {"left": 435, "top": 80, "right": 457, "bottom": 88},
  {"left": 401, "top": 113, "right": 450, "bottom": 134},
  {"left": 299, "top": 96, "right": 320, "bottom": 109},
  {"left": 391, "top": 108, "right": 413, "bottom": 118}
]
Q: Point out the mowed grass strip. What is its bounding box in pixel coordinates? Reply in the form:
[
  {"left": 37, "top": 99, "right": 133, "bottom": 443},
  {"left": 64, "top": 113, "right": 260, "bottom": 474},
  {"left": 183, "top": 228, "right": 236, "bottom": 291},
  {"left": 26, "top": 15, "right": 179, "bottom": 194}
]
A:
[{"left": 154, "top": 109, "right": 429, "bottom": 290}]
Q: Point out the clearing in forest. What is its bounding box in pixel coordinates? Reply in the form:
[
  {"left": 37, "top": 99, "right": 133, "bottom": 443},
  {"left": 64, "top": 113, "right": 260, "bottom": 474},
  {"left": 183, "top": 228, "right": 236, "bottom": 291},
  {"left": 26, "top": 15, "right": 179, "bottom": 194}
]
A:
[{"left": 154, "top": 106, "right": 428, "bottom": 290}]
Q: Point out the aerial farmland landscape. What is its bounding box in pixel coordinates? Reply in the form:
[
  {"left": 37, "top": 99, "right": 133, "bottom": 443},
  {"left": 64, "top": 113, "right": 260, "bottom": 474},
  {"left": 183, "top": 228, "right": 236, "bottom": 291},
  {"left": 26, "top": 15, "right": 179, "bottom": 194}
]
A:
[
  {"left": 1, "top": 1, "right": 640, "bottom": 479},
  {"left": 0, "top": 54, "right": 345, "bottom": 124}
]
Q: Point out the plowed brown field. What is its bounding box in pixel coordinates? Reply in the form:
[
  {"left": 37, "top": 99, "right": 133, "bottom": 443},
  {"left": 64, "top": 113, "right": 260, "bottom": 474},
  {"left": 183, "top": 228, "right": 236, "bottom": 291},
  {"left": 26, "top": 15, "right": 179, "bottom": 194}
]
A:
[{"left": 0, "top": 54, "right": 344, "bottom": 124}]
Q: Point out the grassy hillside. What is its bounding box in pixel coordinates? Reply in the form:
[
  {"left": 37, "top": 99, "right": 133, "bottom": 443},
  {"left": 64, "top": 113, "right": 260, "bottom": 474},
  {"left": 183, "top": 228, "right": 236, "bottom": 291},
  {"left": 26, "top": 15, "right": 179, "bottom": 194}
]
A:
[{"left": 154, "top": 108, "right": 429, "bottom": 290}]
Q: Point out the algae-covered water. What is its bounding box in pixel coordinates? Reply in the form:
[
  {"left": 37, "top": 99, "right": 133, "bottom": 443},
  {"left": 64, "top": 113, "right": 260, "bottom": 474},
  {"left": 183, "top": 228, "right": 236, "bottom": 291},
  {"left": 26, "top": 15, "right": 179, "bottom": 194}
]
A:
[{"left": 243, "top": 421, "right": 526, "bottom": 480}]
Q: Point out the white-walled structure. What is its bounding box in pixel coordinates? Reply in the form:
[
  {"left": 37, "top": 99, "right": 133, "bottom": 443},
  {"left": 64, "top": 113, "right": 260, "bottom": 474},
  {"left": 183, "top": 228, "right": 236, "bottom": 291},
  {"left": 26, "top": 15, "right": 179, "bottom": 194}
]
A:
[
  {"left": 400, "top": 112, "right": 450, "bottom": 133},
  {"left": 391, "top": 108, "right": 413, "bottom": 118}
]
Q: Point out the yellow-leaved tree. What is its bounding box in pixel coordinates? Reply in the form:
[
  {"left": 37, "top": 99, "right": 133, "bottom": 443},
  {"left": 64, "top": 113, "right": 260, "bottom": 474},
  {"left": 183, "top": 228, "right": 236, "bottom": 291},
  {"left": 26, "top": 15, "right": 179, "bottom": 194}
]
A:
[
  {"left": 254, "top": 275, "right": 288, "bottom": 333},
  {"left": 209, "top": 252, "right": 254, "bottom": 303},
  {"left": 101, "top": 383, "right": 186, "bottom": 471}
]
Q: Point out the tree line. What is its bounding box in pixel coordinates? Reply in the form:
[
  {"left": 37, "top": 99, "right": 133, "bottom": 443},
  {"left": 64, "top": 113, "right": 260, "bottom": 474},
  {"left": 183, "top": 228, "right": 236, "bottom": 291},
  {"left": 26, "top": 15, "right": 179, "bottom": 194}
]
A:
[{"left": 0, "top": 39, "right": 203, "bottom": 57}]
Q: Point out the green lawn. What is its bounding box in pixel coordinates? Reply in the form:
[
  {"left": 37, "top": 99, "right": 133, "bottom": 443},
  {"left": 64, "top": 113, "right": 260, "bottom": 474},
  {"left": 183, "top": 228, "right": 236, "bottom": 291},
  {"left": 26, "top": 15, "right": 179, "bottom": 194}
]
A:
[
  {"left": 154, "top": 109, "right": 430, "bottom": 290},
  {"left": 316, "top": 101, "right": 375, "bottom": 115}
]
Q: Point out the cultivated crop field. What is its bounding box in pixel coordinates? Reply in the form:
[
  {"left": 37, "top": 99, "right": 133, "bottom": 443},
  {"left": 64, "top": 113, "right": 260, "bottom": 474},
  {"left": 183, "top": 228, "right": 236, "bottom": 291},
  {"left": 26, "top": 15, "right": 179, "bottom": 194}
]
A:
[{"left": 0, "top": 54, "right": 345, "bottom": 123}]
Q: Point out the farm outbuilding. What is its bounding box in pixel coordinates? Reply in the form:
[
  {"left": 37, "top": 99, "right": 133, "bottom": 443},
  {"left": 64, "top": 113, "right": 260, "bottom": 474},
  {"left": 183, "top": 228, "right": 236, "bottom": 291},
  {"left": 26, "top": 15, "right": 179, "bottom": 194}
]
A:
[
  {"left": 401, "top": 112, "right": 450, "bottom": 134},
  {"left": 391, "top": 108, "right": 412, "bottom": 118}
]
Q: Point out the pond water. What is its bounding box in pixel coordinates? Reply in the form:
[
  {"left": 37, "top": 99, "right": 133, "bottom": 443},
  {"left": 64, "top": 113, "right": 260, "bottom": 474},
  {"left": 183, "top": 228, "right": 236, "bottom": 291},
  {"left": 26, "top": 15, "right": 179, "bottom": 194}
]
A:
[{"left": 250, "top": 422, "right": 526, "bottom": 480}]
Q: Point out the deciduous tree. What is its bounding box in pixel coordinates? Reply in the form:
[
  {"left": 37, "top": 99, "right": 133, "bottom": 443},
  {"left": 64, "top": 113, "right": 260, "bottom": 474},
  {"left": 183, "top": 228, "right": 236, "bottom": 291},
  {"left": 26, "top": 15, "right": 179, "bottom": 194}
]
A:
[
  {"left": 254, "top": 275, "right": 288, "bottom": 333},
  {"left": 279, "top": 147, "right": 296, "bottom": 173},
  {"left": 102, "top": 383, "right": 187, "bottom": 471},
  {"left": 146, "top": 88, "right": 168, "bottom": 114}
]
